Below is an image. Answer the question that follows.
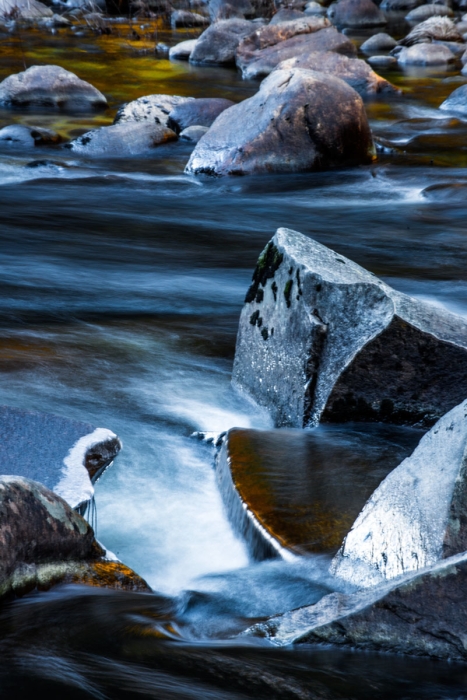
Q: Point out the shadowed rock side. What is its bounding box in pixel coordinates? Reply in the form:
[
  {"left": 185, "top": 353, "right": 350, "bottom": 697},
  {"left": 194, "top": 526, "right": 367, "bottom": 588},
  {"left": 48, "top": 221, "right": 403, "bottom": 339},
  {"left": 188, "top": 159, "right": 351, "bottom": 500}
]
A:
[
  {"left": 0, "top": 476, "right": 150, "bottom": 599},
  {"left": 232, "top": 228, "right": 467, "bottom": 428},
  {"left": 246, "top": 550, "right": 467, "bottom": 660},
  {"left": 331, "top": 399, "right": 467, "bottom": 587},
  {"left": 189, "top": 19, "right": 256, "bottom": 65},
  {"left": 186, "top": 69, "right": 374, "bottom": 175},
  {"left": 0, "top": 405, "right": 121, "bottom": 510},
  {"left": 217, "top": 426, "right": 421, "bottom": 560}
]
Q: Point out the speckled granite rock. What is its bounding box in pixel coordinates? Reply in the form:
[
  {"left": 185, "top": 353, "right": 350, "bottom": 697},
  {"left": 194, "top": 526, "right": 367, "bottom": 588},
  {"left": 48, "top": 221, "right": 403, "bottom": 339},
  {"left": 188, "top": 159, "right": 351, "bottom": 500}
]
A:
[
  {"left": 66, "top": 122, "right": 177, "bottom": 156},
  {"left": 232, "top": 228, "right": 467, "bottom": 428},
  {"left": 247, "top": 550, "right": 467, "bottom": 660},
  {"left": 113, "top": 94, "right": 194, "bottom": 128}
]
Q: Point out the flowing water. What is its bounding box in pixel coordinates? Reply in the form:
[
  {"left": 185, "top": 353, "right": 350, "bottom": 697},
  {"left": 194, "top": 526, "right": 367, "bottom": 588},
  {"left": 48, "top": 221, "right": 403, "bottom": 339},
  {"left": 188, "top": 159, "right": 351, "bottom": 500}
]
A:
[{"left": 2, "top": 18, "right": 467, "bottom": 698}]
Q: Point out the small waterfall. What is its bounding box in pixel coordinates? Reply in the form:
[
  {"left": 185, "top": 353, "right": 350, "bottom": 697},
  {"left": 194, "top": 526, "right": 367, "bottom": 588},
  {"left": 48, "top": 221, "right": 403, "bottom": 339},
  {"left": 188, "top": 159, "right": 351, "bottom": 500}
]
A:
[{"left": 216, "top": 439, "right": 293, "bottom": 562}]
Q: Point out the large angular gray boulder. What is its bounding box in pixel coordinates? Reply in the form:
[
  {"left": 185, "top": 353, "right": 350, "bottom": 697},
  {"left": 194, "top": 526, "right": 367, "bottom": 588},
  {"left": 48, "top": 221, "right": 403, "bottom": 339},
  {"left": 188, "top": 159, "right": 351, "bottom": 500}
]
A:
[
  {"left": 247, "top": 549, "right": 467, "bottom": 660},
  {"left": 189, "top": 19, "right": 255, "bottom": 65},
  {"left": 0, "top": 405, "right": 120, "bottom": 511},
  {"left": 277, "top": 51, "right": 397, "bottom": 94},
  {"left": 113, "top": 94, "right": 194, "bottom": 128},
  {"left": 232, "top": 228, "right": 467, "bottom": 429},
  {"left": 185, "top": 69, "right": 374, "bottom": 175},
  {"left": 237, "top": 25, "right": 356, "bottom": 78},
  {"left": 66, "top": 121, "right": 177, "bottom": 156},
  {"left": 327, "top": 0, "right": 386, "bottom": 27},
  {"left": 0, "top": 65, "right": 107, "bottom": 110},
  {"left": 331, "top": 400, "right": 467, "bottom": 587}
]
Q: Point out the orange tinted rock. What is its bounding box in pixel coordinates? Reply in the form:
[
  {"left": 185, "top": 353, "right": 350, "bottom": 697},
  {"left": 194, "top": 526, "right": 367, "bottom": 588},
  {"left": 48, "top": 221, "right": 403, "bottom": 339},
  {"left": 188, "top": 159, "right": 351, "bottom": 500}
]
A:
[{"left": 67, "top": 560, "right": 152, "bottom": 592}]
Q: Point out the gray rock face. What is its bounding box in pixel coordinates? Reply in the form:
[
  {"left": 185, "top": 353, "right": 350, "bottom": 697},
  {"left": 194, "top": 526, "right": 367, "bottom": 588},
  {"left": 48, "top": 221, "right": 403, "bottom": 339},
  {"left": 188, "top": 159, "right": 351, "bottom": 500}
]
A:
[
  {"left": 360, "top": 31, "right": 396, "bottom": 53},
  {"left": 0, "top": 0, "right": 52, "bottom": 18},
  {"left": 327, "top": 0, "right": 386, "bottom": 27},
  {"left": 397, "top": 42, "right": 456, "bottom": 64},
  {"left": 237, "top": 26, "right": 356, "bottom": 78},
  {"left": 440, "top": 84, "right": 467, "bottom": 114},
  {"left": 114, "top": 94, "right": 194, "bottom": 128},
  {"left": 304, "top": 1, "right": 326, "bottom": 14},
  {"left": 0, "top": 124, "right": 61, "bottom": 147},
  {"left": 0, "top": 65, "right": 107, "bottom": 110},
  {"left": 247, "top": 550, "right": 467, "bottom": 660},
  {"left": 367, "top": 54, "right": 397, "bottom": 66},
  {"left": 406, "top": 3, "right": 453, "bottom": 21},
  {"left": 169, "top": 38, "right": 198, "bottom": 60},
  {"left": 171, "top": 8, "right": 209, "bottom": 25},
  {"left": 270, "top": 7, "right": 305, "bottom": 22},
  {"left": 232, "top": 228, "right": 467, "bottom": 429},
  {"left": 180, "top": 124, "right": 209, "bottom": 141},
  {"left": 189, "top": 19, "right": 255, "bottom": 65},
  {"left": 168, "top": 97, "right": 235, "bottom": 132},
  {"left": 67, "top": 121, "right": 177, "bottom": 156},
  {"left": 277, "top": 51, "right": 397, "bottom": 94},
  {"left": 0, "top": 405, "right": 120, "bottom": 510},
  {"left": 332, "top": 400, "right": 467, "bottom": 588},
  {"left": 381, "top": 0, "right": 420, "bottom": 9},
  {"left": 209, "top": 0, "right": 253, "bottom": 19},
  {"left": 185, "top": 69, "right": 374, "bottom": 175},
  {"left": 399, "top": 16, "right": 462, "bottom": 45}
]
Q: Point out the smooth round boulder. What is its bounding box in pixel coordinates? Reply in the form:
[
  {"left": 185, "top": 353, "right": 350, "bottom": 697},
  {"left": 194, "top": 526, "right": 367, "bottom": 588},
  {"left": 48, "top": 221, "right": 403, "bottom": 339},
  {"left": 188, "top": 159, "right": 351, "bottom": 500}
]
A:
[
  {"left": 0, "top": 65, "right": 107, "bottom": 111},
  {"left": 185, "top": 68, "right": 375, "bottom": 176},
  {"left": 171, "top": 9, "right": 209, "bottom": 25},
  {"left": 439, "top": 84, "right": 467, "bottom": 114},
  {"left": 180, "top": 125, "right": 209, "bottom": 141},
  {"left": 0, "top": 124, "right": 61, "bottom": 147},
  {"left": 270, "top": 7, "right": 305, "bottom": 22},
  {"left": 360, "top": 32, "right": 396, "bottom": 53},
  {"left": 168, "top": 97, "right": 235, "bottom": 132},
  {"left": 189, "top": 19, "right": 255, "bottom": 65},
  {"left": 114, "top": 94, "right": 194, "bottom": 127},
  {"left": 169, "top": 38, "right": 198, "bottom": 60},
  {"left": 397, "top": 42, "right": 456, "bottom": 64},
  {"left": 367, "top": 54, "right": 397, "bottom": 66},
  {"left": 406, "top": 4, "right": 453, "bottom": 21},
  {"left": 66, "top": 121, "right": 177, "bottom": 156},
  {"left": 208, "top": 0, "right": 253, "bottom": 20},
  {"left": 304, "top": 1, "right": 327, "bottom": 13},
  {"left": 399, "top": 16, "right": 463, "bottom": 45},
  {"left": 328, "top": 0, "right": 386, "bottom": 27}
]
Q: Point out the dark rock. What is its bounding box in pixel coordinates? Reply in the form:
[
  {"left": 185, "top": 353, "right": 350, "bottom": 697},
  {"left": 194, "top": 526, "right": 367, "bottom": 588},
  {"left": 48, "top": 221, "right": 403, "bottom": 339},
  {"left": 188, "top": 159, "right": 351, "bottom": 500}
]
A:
[
  {"left": 169, "top": 38, "right": 198, "bottom": 60},
  {"left": 397, "top": 42, "right": 456, "bottom": 64},
  {"left": 247, "top": 550, "right": 467, "bottom": 660},
  {"left": 217, "top": 425, "right": 420, "bottom": 560},
  {"left": 66, "top": 121, "right": 177, "bottom": 156},
  {"left": 398, "top": 16, "right": 463, "bottom": 45},
  {"left": 0, "top": 65, "right": 107, "bottom": 110},
  {"left": 180, "top": 124, "right": 209, "bottom": 141},
  {"left": 406, "top": 3, "right": 453, "bottom": 21},
  {"left": 232, "top": 228, "right": 467, "bottom": 429},
  {"left": 185, "top": 69, "right": 374, "bottom": 175},
  {"left": 360, "top": 31, "right": 396, "bottom": 53},
  {"left": 277, "top": 51, "right": 398, "bottom": 94},
  {"left": 327, "top": 0, "right": 386, "bottom": 27},
  {"left": 114, "top": 94, "right": 194, "bottom": 127},
  {"left": 270, "top": 7, "right": 305, "bottom": 22},
  {"left": 168, "top": 97, "right": 234, "bottom": 132},
  {"left": 304, "top": 1, "right": 327, "bottom": 14},
  {"left": 422, "top": 182, "right": 467, "bottom": 199},
  {"left": 0, "top": 124, "right": 61, "bottom": 147},
  {"left": 381, "top": 0, "right": 421, "bottom": 10},
  {"left": 189, "top": 18, "right": 255, "bottom": 65},
  {"left": 208, "top": 0, "right": 253, "bottom": 19},
  {"left": 440, "top": 83, "right": 467, "bottom": 114},
  {"left": 237, "top": 25, "right": 356, "bottom": 79},
  {"left": 171, "top": 8, "right": 209, "bottom": 24},
  {"left": 0, "top": 405, "right": 120, "bottom": 511}
]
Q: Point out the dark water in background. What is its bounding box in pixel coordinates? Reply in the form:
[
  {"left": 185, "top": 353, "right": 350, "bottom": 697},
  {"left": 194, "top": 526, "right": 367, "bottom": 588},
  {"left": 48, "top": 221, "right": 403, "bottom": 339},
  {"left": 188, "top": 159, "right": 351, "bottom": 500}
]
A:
[{"left": 2, "top": 20, "right": 467, "bottom": 698}]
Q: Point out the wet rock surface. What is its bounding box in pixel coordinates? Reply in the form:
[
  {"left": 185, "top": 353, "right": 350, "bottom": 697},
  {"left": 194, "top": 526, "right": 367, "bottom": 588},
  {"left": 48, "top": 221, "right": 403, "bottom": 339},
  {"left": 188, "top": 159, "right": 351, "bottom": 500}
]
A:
[
  {"left": 440, "top": 83, "right": 467, "bottom": 114},
  {"left": 360, "top": 31, "right": 396, "bottom": 53},
  {"left": 232, "top": 228, "right": 467, "bottom": 429},
  {"left": 397, "top": 42, "right": 456, "bottom": 65},
  {"left": 248, "top": 550, "right": 467, "bottom": 660},
  {"left": 327, "top": 0, "right": 386, "bottom": 27},
  {"left": 67, "top": 121, "right": 177, "bottom": 155},
  {"left": 217, "top": 425, "right": 421, "bottom": 559},
  {"left": 186, "top": 69, "right": 373, "bottom": 175},
  {"left": 0, "top": 405, "right": 120, "bottom": 510},
  {"left": 0, "top": 65, "right": 107, "bottom": 110},
  {"left": 113, "top": 94, "right": 194, "bottom": 127},
  {"left": 168, "top": 97, "right": 235, "bottom": 132},
  {"left": 0, "top": 0, "right": 52, "bottom": 19},
  {"left": 169, "top": 38, "right": 198, "bottom": 60},
  {"left": 0, "top": 123, "right": 61, "bottom": 147},
  {"left": 398, "top": 15, "right": 463, "bottom": 45},
  {"left": 189, "top": 18, "right": 255, "bottom": 65}
]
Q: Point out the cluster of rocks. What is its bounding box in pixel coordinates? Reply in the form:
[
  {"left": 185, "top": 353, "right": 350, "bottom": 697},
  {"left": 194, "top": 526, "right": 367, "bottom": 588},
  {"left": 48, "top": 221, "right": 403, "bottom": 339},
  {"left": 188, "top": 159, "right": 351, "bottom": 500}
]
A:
[{"left": 219, "top": 227, "right": 467, "bottom": 660}]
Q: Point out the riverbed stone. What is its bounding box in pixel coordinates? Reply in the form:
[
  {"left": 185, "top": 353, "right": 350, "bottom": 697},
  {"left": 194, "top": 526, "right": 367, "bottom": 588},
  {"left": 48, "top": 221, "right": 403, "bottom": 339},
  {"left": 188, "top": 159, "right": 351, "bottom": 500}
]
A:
[
  {"left": 168, "top": 97, "right": 235, "bottom": 132},
  {"left": 171, "top": 8, "right": 209, "bottom": 25},
  {"left": 0, "top": 65, "right": 107, "bottom": 110},
  {"left": 169, "top": 38, "right": 198, "bottom": 60},
  {"left": 189, "top": 18, "right": 255, "bottom": 65},
  {"left": 270, "top": 7, "right": 305, "bottom": 22},
  {"left": 209, "top": 0, "right": 253, "bottom": 19},
  {"left": 113, "top": 94, "right": 194, "bottom": 127},
  {"left": 217, "top": 425, "right": 420, "bottom": 560},
  {"left": 0, "top": 124, "right": 61, "bottom": 147},
  {"left": 0, "top": 405, "right": 120, "bottom": 511},
  {"left": 380, "top": 0, "right": 421, "bottom": 9},
  {"left": 0, "top": 0, "right": 52, "bottom": 18},
  {"left": 440, "top": 83, "right": 467, "bottom": 114},
  {"left": 232, "top": 228, "right": 467, "bottom": 429},
  {"left": 327, "top": 0, "right": 386, "bottom": 27},
  {"left": 180, "top": 124, "right": 209, "bottom": 141},
  {"left": 185, "top": 68, "right": 374, "bottom": 175},
  {"left": 406, "top": 3, "right": 453, "bottom": 21},
  {"left": 331, "top": 399, "right": 467, "bottom": 589},
  {"left": 399, "top": 15, "right": 463, "bottom": 45},
  {"left": 67, "top": 121, "right": 177, "bottom": 156},
  {"left": 366, "top": 54, "right": 397, "bottom": 66},
  {"left": 276, "top": 51, "right": 398, "bottom": 94},
  {"left": 237, "top": 25, "right": 357, "bottom": 78},
  {"left": 247, "top": 549, "right": 467, "bottom": 660},
  {"left": 360, "top": 31, "right": 396, "bottom": 53},
  {"left": 397, "top": 42, "right": 456, "bottom": 64}
]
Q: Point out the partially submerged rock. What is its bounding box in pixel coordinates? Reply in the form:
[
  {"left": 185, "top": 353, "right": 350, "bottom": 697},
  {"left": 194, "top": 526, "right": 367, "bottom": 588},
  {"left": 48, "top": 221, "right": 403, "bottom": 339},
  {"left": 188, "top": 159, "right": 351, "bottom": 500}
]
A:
[
  {"left": 232, "top": 228, "right": 467, "bottom": 429},
  {"left": 247, "top": 550, "right": 467, "bottom": 660},
  {"left": 185, "top": 69, "right": 374, "bottom": 175},
  {"left": 332, "top": 400, "right": 467, "bottom": 587},
  {"left": 171, "top": 8, "right": 209, "bottom": 25},
  {"left": 360, "top": 31, "right": 396, "bottom": 53},
  {"left": 180, "top": 124, "right": 209, "bottom": 141},
  {"left": 208, "top": 0, "right": 254, "bottom": 20},
  {"left": 440, "top": 84, "right": 467, "bottom": 115},
  {"left": 169, "top": 38, "right": 198, "bottom": 60},
  {"left": 327, "top": 0, "right": 386, "bottom": 28},
  {"left": 398, "top": 16, "right": 463, "bottom": 45},
  {"left": 0, "top": 405, "right": 120, "bottom": 511},
  {"left": 270, "top": 7, "right": 305, "bottom": 23},
  {"left": 168, "top": 97, "right": 235, "bottom": 132},
  {"left": 0, "top": 124, "right": 61, "bottom": 147},
  {"left": 397, "top": 42, "right": 456, "bottom": 65},
  {"left": 189, "top": 19, "right": 255, "bottom": 65},
  {"left": 114, "top": 94, "right": 194, "bottom": 128},
  {"left": 67, "top": 121, "right": 177, "bottom": 156},
  {"left": 406, "top": 3, "right": 453, "bottom": 22},
  {"left": 0, "top": 65, "right": 107, "bottom": 110},
  {"left": 217, "top": 425, "right": 420, "bottom": 560},
  {"left": 277, "top": 51, "right": 397, "bottom": 94},
  {"left": 0, "top": 0, "right": 52, "bottom": 18}
]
